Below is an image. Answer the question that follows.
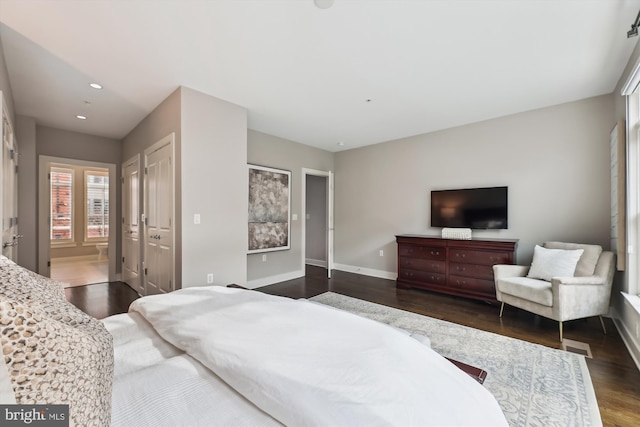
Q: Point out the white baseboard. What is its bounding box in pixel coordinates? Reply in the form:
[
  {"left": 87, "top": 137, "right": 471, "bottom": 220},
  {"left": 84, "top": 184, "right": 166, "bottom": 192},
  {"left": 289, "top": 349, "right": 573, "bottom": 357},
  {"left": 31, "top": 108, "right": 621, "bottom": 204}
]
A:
[
  {"left": 247, "top": 269, "right": 305, "bottom": 289},
  {"left": 306, "top": 258, "right": 327, "bottom": 268},
  {"left": 333, "top": 263, "right": 396, "bottom": 280},
  {"left": 611, "top": 307, "right": 640, "bottom": 372}
]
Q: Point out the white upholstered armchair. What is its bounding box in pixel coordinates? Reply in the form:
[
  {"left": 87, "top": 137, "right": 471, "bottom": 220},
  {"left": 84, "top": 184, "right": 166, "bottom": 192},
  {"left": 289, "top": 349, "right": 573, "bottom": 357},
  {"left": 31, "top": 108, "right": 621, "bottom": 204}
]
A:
[{"left": 493, "top": 242, "right": 615, "bottom": 342}]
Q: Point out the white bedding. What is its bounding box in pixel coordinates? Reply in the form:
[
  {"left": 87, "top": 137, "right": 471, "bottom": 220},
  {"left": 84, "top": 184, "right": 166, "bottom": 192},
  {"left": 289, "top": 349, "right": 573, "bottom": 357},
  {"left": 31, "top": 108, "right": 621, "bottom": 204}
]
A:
[
  {"left": 114, "top": 286, "right": 507, "bottom": 427},
  {"left": 104, "top": 311, "right": 282, "bottom": 427}
]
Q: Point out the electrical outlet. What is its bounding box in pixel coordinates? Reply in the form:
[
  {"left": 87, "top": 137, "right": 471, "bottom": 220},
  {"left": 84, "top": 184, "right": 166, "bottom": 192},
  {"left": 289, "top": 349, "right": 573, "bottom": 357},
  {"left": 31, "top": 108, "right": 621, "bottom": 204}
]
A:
[
  {"left": 262, "top": 254, "right": 267, "bottom": 262},
  {"left": 379, "top": 250, "right": 384, "bottom": 257},
  {"left": 194, "top": 214, "right": 201, "bottom": 224},
  {"left": 207, "top": 273, "right": 213, "bottom": 283}
]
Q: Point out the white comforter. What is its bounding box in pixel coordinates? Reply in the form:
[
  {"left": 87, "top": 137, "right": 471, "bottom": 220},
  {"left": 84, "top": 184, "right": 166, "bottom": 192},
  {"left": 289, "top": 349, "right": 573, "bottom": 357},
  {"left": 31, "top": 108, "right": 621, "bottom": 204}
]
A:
[{"left": 127, "top": 286, "right": 508, "bottom": 427}]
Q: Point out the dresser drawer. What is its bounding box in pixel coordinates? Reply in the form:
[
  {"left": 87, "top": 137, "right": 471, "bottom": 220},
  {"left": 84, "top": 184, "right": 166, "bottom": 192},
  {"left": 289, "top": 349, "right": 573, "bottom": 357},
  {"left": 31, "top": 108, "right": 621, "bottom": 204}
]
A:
[
  {"left": 448, "top": 275, "right": 495, "bottom": 295},
  {"left": 399, "top": 257, "right": 445, "bottom": 274},
  {"left": 449, "top": 249, "right": 510, "bottom": 266},
  {"left": 398, "top": 246, "right": 446, "bottom": 261},
  {"left": 399, "top": 269, "right": 446, "bottom": 286},
  {"left": 449, "top": 263, "right": 494, "bottom": 280}
]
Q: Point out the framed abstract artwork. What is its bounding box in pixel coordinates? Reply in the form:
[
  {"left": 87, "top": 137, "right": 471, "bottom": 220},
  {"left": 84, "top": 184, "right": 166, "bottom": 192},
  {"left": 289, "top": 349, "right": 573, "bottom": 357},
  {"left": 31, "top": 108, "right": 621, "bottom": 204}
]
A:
[{"left": 248, "top": 164, "right": 291, "bottom": 253}]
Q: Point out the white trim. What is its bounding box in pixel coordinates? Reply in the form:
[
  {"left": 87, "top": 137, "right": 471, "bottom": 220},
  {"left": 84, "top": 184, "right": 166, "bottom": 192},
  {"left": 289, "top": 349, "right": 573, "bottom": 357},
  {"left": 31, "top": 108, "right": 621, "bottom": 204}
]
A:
[
  {"left": 612, "top": 305, "right": 640, "bottom": 372},
  {"left": 50, "top": 242, "right": 77, "bottom": 248},
  {"left": 143, "top": 133, "right": 176, "bottom": 294},
  {"left": 121, "top": 154, "right": 141, "bottom": 293},
  {"left": 305, "top": 258, "right": 328, "bottom": 268},
  {"left": 626, "top": 89, "right": 640, "bottom": 295},
  {"left": 333, "top": 263, "right": 397, "bottom": 280},
  {"left": 38, "top": 156, "right": 117, "bottom": 282},
  {"left": 246, "top": 269, "right": 305, "bottom": 289},
  {"left": 301, "top": 168, "right": 334, "bottom": 279},
  {"left": 621, "top": 55, "right": 640, "bottom": 95}
]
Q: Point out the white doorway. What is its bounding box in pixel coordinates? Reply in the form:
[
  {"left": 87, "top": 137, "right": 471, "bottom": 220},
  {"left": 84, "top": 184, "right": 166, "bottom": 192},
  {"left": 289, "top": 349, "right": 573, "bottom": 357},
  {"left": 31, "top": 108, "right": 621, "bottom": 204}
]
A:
[
  {"left": 38, "top": 156, "right": 117, "bottom": 284},
  {"left": 142, "top": 133, "right": 175, "bottom": 295},
  {"left": 122, "top": 154, "right": 141, "bottom": 293},
  {"left": 1, "top": 105, "right": 19, "bottom": 261},
  {"left": 302, "top": 168, "right": 334, "bottom": 278}
]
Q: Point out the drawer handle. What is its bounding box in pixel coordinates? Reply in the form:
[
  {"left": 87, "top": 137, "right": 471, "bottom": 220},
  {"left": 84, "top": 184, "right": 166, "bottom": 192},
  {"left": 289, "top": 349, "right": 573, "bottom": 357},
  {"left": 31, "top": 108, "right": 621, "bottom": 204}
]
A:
[
  {"left": 430, "top": 251, "right": 440, "bottom": 256},
  {"left": 456, "top": 266, "right": 466, "bottom": 272},
  {"left": 456, "top": 280, "right": 466, "bottom": 285},
  {"left": 456, "top": 253, "right": 466, "bottom": 258},
  {"left": 431, "top": 264, "right": 438, "bottom": 269}
]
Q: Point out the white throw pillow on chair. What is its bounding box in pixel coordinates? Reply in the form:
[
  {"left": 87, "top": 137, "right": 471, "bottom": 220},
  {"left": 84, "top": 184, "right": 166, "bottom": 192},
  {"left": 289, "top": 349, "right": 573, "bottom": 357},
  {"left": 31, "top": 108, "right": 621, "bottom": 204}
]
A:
[{"left": 526, "top": 245, "right": 584, "bottom": 281}]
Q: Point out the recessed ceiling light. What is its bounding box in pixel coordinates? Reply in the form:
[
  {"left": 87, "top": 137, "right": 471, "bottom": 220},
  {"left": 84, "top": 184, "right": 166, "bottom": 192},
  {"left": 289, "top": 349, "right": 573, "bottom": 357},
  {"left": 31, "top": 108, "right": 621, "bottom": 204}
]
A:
[
  {"left": 89, "top": 83, "right": 103, "bottom": 89},
  {"left": 76, "top": 115, "right": 87, "bottom": 120},
  {"left": 314, "top": 0, "right": 334, "bottom": 9}
]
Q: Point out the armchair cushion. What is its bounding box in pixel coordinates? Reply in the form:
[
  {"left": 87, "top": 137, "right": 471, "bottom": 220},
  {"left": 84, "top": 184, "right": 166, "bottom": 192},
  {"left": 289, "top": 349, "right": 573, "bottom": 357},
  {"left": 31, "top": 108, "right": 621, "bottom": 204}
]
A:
[
  {"left": 526, "top": 245, "right": 583, "bottom": 281},
  {"left": 543, "top": 242, "right": 602, "bottom": 276},
  {"left": 497, "top": 276, "right": 553, "bottom": 306}
]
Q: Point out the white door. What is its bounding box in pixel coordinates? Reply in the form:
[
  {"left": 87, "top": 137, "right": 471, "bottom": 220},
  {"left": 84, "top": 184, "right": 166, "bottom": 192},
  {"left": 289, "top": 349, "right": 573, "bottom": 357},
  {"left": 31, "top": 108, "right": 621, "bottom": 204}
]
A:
[
  {"left": 302, "top": 168, "right": 335, "bottom": 279},
  {"left": 327, "top": 171, "right": 334, "bottom": 279},
  {"left": 2, "top": 108, "right": 18, "bottom": 261},
  {"left": 122, "top": 155, "right": 141, "bottom": 293},
  {"left": 143, "top": 134, "right": 174, "bottom": 295}
]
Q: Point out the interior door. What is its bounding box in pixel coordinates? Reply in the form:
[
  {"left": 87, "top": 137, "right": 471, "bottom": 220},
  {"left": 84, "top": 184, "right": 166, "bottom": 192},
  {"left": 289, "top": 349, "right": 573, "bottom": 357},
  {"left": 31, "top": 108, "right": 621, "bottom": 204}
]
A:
[
  {"left": 2, "top": 108, "right": 18, "bottom": 260},
  {"left": 143, "top": 135, "right": 174, "bottom": 295},
  {"left": 122, "top": 155, "right": 141, "bottom": 293},
  {"left": 327, "top": 171, "right": 334, "bottom": 278}
]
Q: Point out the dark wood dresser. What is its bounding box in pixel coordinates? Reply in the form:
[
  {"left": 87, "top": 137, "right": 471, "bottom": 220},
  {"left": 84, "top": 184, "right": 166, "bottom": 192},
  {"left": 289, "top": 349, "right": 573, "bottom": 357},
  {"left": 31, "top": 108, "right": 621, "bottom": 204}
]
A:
[{"left": 396, "top": 235, "right": 518, "bottom": 302}]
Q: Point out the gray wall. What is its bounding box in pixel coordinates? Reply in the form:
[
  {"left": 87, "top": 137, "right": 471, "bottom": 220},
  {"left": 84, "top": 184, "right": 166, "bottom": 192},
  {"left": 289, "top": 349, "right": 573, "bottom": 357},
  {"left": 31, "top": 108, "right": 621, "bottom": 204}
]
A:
[
  {"left": 0, "top": 33, "right": 15, "bottom": 125},
  {"left": 334, "top": 95, "right": 613, "bottom": 276},
  {"left": 36, "top": 126, "right": 123, "bottom": 271},
  {"left": 123, "top": 87, "right": 182, "bottom": 287},
  {"left": 180, "top": 86, "right": 247, "bottom": 287},
  {"left": 247, "top": 130, "right": 334, "bottom": 286},
  {"left": 123, "top": 86, "right": 248, "bottom": 288}
]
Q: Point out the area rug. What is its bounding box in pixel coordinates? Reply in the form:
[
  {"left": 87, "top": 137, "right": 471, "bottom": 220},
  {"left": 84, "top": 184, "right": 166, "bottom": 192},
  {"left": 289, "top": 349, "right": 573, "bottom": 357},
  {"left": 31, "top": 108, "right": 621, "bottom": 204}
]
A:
[{"left": 309, "top": 292, "right": 602, "bottom": 427}]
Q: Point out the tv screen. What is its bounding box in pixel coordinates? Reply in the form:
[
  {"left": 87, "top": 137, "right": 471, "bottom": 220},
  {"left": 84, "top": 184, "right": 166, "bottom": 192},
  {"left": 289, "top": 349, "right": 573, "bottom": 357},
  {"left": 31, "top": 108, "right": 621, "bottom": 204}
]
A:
[{"left": 431, "top": 186, "right": 508, "bottom": 229}]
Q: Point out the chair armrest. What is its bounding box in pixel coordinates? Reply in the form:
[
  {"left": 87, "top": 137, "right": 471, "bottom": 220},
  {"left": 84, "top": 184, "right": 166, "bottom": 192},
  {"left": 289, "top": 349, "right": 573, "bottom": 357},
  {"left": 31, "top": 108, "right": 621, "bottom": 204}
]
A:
[
  {"left": 550, "top": 276, "right": 605, "bottom": 286},
  {"left": 493, "top": 264, "right": 529, "bottom": 279}
]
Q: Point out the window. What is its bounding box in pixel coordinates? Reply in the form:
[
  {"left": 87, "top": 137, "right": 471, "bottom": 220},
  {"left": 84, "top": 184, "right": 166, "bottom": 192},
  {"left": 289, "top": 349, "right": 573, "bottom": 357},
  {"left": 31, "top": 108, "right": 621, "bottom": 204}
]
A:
[
  {"left": 624, "top": 79, "right": 640, "bottom": 295},
  {"left": 85, "top": 170, "right": 109, "bottom": 241},
  {"left": 50, "top": 167, "right": 73, "bottom": 241}
]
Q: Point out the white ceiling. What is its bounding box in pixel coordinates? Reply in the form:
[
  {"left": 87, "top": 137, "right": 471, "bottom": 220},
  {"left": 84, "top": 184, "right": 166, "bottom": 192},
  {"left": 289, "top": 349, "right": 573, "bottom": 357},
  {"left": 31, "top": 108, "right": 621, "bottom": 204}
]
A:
[{"left": 0, "top": 0, "right": 639, "bottom": 152}]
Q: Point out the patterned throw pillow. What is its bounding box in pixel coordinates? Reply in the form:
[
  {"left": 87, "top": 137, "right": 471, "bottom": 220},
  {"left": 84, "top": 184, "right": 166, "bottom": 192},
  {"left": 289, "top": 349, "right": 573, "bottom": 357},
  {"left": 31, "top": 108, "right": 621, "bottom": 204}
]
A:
[{"left": 0, "top": 256, "right": 113, "bottom": 426}]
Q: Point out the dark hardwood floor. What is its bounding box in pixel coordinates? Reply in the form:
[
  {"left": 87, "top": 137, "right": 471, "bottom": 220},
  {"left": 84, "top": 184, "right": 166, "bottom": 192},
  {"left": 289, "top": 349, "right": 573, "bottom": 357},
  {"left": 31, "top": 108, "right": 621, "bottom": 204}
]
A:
[{"left": 66, "top": 265, "right": 640, "bottom": 427}]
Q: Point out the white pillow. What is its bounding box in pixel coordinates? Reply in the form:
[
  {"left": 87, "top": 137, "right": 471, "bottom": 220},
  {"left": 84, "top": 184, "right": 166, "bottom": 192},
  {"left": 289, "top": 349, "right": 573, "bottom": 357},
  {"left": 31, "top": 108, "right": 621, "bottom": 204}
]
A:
[{"left": 527, "top": 245, "right": 584, "bottom": 281}]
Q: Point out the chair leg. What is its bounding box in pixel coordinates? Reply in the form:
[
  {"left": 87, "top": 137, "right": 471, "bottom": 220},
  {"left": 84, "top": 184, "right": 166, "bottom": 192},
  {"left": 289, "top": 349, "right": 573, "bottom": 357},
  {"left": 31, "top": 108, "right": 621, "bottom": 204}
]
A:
[
  {"left": 599, "top": 316, "right": 607, "bottom": 335},
  {"left": 559, "top": 321, "right": 563, "bottom": 342},
  {"left": 499, "top": 302, "right": 504, "bottom": 318}
]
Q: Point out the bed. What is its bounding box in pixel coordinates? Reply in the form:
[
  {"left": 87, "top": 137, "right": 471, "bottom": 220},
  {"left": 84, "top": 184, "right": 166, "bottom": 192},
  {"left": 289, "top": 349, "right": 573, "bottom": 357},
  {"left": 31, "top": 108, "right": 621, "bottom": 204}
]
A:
[{"left": 0, "top": 256, "right": 508, "bottom": 426}]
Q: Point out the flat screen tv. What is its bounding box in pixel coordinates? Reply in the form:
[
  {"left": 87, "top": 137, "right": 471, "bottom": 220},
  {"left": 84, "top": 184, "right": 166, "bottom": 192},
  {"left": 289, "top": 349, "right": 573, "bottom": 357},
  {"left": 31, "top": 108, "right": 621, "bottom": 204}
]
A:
[{"left": 430, "top": 186, "right": 508, "bottom": 230}]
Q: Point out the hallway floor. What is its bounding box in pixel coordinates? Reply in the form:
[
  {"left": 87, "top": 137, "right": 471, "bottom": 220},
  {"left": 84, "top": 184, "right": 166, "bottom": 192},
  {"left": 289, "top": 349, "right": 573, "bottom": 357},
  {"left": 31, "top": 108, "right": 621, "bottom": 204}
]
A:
[{"left": 51, "top": 254, "right": 108, "bottom": 287}]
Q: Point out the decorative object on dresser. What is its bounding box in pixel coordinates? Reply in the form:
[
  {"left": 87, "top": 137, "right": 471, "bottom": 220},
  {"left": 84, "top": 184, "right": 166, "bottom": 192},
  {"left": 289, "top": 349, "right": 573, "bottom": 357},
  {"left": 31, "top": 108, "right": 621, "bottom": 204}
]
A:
[
  {"left": 441, "top": 227, "right": 472, "bottom": 240},
  {"left": 396, "top": 235, "right": 518, "bottom": 302}
]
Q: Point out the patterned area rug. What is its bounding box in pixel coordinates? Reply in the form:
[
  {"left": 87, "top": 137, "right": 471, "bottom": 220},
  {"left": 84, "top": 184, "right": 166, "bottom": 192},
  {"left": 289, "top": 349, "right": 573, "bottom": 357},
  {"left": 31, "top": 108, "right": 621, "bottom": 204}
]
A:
[{"left": 310, "top": 292, "right": 602, "bottom": 427}]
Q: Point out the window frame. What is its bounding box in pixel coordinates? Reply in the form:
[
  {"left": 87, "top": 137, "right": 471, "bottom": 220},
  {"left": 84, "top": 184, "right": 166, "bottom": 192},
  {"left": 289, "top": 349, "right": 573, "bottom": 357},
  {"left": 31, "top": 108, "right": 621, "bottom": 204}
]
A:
[
  {"left": 625, "top": 85, "right": 640, "bottom": 296},
  {"left": 49, "top": 166, "right": 75, "bottom": 245},
  {"left": 84, "top": 169, "right": 109, "bottom": 243}
]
